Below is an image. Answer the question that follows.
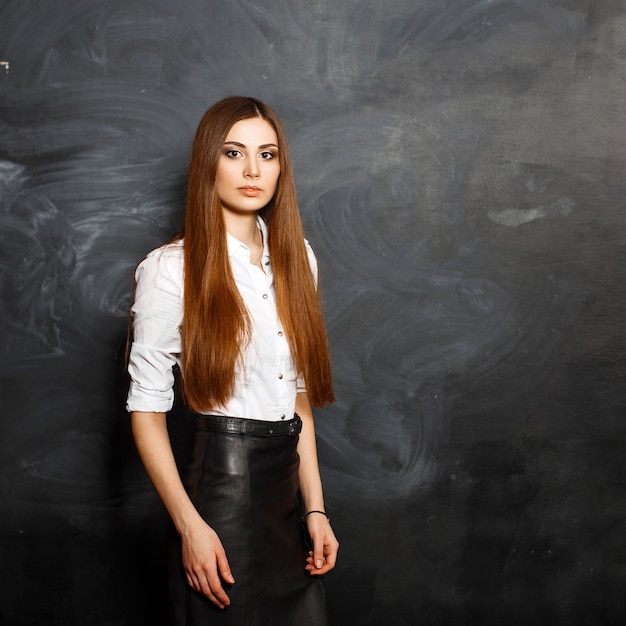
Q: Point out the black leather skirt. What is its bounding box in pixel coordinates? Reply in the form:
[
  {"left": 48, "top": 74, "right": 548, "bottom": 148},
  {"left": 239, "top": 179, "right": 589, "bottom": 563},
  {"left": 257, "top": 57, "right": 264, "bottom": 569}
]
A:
[{"left": 169, "top": 414, "right": 328, "bottom": 626}]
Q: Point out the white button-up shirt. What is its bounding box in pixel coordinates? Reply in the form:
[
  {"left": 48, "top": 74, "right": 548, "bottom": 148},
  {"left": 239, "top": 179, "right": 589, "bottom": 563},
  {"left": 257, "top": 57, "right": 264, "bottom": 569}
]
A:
[{"left": 126, "top": 218, "right": 317, "bottom": 421}]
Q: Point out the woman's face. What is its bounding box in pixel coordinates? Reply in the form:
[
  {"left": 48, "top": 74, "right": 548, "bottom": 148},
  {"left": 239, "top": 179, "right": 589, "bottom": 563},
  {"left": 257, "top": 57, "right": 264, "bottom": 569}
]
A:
[{"left": 216, "top": 117, "right": 281, "bottom": 217}]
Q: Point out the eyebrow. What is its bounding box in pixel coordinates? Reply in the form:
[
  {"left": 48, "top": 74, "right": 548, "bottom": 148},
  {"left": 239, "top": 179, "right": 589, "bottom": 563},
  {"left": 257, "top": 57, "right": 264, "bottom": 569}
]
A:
[{"left": 223, "top": 140, "right": 279, "bottom": 150}]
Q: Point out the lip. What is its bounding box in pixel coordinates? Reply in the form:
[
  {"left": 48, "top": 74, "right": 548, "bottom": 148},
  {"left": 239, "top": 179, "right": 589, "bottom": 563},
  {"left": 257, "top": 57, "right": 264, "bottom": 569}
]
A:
[{"left": 239, "top": 186, "right": 261, "bottom": 197}]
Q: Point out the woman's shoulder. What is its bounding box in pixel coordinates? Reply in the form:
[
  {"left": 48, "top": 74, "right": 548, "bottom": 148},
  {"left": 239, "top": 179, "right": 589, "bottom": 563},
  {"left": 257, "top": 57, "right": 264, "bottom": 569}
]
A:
[
  {"left": 141, "top": 239, "right": 183, "bottom": 265},
  {"left": 145, "top": 238, "right": 184, "bottom": 260},
  {"left": 135, "top": 239, "right": 184, "bottom": 285}
]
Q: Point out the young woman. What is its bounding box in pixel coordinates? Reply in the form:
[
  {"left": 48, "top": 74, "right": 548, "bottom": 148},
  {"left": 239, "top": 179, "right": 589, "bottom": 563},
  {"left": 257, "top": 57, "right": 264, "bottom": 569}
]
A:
[{"left": 126, "top": 96, "right": 338, "bottom": 625}]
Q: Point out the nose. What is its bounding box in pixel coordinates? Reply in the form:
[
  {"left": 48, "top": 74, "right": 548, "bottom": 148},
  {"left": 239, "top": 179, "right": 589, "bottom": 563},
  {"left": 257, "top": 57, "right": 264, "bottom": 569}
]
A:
[{"left": 244, "top": 155, "right": 259, "bottom": 180}]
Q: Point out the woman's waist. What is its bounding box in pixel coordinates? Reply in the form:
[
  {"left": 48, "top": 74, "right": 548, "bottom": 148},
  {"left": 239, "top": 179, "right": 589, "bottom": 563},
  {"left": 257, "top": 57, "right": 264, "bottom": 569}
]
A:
[{"left": 194, "top": 413, "right": 302, "bottom": 437}]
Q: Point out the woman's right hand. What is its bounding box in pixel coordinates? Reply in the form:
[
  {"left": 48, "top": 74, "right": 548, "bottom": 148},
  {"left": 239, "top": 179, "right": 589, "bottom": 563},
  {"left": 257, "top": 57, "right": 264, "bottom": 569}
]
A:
[
  {"left": 180, "top": 517, "right": 235, "bottom": 609},
  {"left": 130, "top": 412, "right": 235, "bottom": 608}
]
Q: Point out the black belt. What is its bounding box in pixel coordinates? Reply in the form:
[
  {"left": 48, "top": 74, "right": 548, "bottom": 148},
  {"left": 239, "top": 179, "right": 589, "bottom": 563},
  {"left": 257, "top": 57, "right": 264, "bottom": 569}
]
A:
[{"left": 195, "top": 413, "right": 302, "bottom": 437}]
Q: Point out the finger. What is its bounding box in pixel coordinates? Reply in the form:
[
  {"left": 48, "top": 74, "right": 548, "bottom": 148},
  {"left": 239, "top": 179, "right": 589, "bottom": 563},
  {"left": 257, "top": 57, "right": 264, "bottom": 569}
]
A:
[
  {"left": 201, "top": 547, "right": 234, "bottom": 608},
  {"left": 322, "top": 545, "right": 338, "bottom": 570},
  {"left": 325, "top": 537, "right": 339, "bottom": 563},
  {"left": 312, "top": 537, "right": 326, "bottom": 570},
  {"left": 197, "top": 577, "right": 228, "bottom": 608},
  {"left": 306, "top": 559, "right": 335, "bottom": 575},
  {"left": 216, "top": 548, "right": 235, "bottom": 585},
  {"left": 305, "top": 540, "right": 339, "bottom": 575},
  {"left": 188, "top": 562, "right": 230, "bottom": 608},
  {"left": 203, "top": 569, "right": 231, "bottom": 608},
  {"left": 205, "top": 579, "right": 230, "bottom": 608},
  {"left": 186, "top": 571, "right": 200, "bottom": 592}
]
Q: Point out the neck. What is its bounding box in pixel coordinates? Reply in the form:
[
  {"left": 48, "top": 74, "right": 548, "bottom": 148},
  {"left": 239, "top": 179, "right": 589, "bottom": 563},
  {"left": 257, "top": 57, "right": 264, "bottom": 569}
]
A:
[{"left": 222, "top": 211, "right": 260, "bottom": 248}]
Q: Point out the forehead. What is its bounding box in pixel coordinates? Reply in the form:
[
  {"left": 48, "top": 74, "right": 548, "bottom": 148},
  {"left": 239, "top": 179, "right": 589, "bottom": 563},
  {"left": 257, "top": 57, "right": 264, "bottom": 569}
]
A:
[{"left": 225, "top": 117, "right": 278, "bottom": 145}]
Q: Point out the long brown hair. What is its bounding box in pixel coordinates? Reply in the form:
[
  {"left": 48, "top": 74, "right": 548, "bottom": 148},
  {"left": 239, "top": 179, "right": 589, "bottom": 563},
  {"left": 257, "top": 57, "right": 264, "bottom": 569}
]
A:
[{"left": 179, "top": 96, "right": 334, "bottom": 411}]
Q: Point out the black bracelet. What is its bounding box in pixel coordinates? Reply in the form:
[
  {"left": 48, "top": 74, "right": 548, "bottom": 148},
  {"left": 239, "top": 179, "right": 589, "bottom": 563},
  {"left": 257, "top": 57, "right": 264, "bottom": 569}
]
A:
[{"left": 305, "top": 510, "right": 330, "bottom": 522}]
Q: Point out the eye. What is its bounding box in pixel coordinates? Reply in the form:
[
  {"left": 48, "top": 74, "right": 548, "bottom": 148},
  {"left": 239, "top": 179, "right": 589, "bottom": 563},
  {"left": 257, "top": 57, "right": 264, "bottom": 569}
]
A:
[
  {"left": 224, "top": 149, "right": 243, "bottom": 158},
  {"left": 259, "top": 151, "right": 276, "bottom": 160}
]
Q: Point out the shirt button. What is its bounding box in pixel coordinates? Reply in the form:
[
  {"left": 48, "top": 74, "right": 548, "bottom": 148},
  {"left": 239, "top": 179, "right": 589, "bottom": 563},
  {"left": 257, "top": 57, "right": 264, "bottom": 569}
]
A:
[
  {"left": 262, "top": 294, "right": 269, "bottom": 299},
  {"left": 278, "top": 373, "right": 283, "bottom": 379},
  {"left": 278, "top": 331, "right": 283, "bottom": 337}
]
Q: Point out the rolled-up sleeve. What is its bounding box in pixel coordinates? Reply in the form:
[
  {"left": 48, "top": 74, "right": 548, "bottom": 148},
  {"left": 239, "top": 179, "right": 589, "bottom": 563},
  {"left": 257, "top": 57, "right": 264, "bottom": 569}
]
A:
[{"left": 126, "top": 244, "right": 183, "bottom": 413}]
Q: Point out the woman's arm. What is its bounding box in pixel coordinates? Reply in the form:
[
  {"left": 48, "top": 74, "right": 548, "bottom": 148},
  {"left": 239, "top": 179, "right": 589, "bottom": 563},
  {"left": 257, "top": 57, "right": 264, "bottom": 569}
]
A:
[
  {"left": 295, "top": 393, "right": 339, "bottom": 575},
  {"left": 131, "top": 411, "right": 235, "bottom": 608}
]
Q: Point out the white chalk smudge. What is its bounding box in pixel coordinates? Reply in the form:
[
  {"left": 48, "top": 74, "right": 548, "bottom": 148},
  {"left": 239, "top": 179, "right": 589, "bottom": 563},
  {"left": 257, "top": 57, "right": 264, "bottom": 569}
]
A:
[
  {"left": 0, "top": 161, "right": 25, "bottom": 185},
  {"left": 0, "top": 61, "right": 9, "bottom": 74},
  {"left": 490, "top": 208, "right": 546, "bottom": 227},
  {"left": 489, "top": 197, "right": 575, "bottom": 227}
]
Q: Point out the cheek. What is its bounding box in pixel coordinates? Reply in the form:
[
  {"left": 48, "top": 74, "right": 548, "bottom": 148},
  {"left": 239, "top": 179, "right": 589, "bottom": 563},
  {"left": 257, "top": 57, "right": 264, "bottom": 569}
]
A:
[{"left": 216, "top": 162, "right": 234, "bottom": 189}]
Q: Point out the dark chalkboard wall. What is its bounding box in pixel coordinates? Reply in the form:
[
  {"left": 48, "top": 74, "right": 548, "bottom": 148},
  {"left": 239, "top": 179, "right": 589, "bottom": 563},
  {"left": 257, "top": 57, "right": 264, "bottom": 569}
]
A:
[{"left": 1, "top": 1, "right": 625, "bottom": 624}]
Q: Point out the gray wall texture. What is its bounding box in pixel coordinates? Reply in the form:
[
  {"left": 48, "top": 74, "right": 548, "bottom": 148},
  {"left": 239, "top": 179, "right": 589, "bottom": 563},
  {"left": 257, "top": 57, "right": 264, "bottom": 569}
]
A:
[{"left": 1, "top": 1, "right": 625, "bottom": 624}]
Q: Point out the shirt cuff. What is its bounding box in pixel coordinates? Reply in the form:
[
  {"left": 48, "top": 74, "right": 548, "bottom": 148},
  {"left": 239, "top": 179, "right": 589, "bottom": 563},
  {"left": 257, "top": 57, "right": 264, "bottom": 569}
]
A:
[{"left": 126, "top": 343, "right": 176, "bottom": 413}]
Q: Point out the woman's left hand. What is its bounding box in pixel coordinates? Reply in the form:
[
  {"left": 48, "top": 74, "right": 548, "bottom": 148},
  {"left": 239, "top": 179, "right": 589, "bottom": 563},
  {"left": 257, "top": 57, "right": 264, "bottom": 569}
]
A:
[{"left": 305, "top": 512, "right": 339, "bottom": 575}]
